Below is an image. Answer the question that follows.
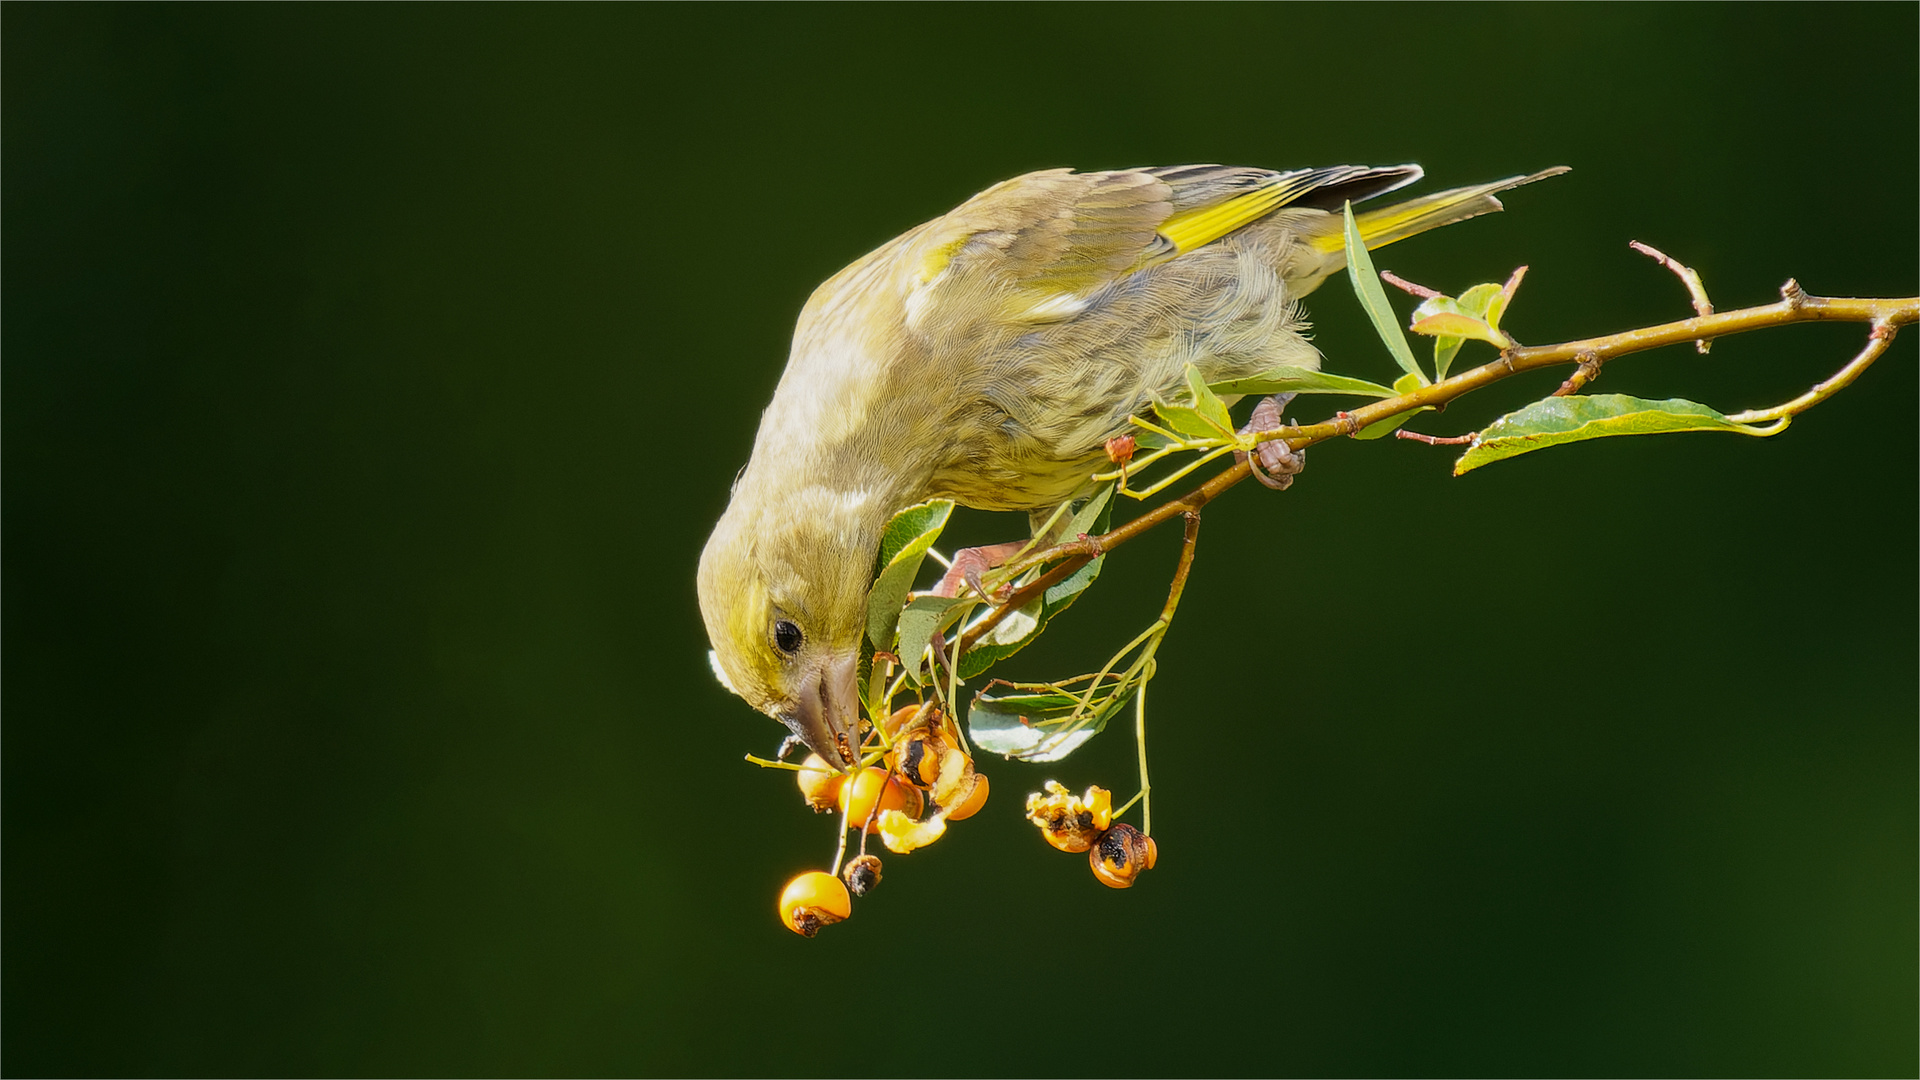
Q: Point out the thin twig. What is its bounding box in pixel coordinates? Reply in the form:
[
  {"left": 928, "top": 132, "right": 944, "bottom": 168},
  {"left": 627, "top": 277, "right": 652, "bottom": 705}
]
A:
[
  {"left": 1725, "top": 320, "right": 1899, "bottom": 423},
  {"left": 1631, "top": 241, "right": 1716, "bottom": 353},
  {"left": 1379, "top": 270, "right": 1442, "bottom": 299},
  {"left": 1394, "top": 429, "right": 1478, "bottom": 446},
  {"left": 1552, "top": 350, "right": 1604, "bottom": 396}
]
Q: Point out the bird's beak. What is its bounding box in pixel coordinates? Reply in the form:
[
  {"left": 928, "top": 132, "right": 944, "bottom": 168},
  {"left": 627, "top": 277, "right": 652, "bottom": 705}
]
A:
[{"left": 784, "top": 652, "right": 861, "bottom": 770}]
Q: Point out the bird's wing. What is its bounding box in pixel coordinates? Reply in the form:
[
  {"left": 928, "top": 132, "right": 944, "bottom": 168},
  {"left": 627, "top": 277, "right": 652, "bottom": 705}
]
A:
[{"left": 899, "top": 164, "right": 1423, "bottom": 334}]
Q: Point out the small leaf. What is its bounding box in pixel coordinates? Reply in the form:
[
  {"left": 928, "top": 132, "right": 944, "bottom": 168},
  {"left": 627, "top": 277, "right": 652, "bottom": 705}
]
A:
[
  {"left": 1488, "top": 265, "right": 1528, "bottom": 329},
  {"left": 875, "top": 500, "right": 953, "bottom": 570},
  {"left": 1432, "top": 337, "right": 1465, "bottom": 382},
  {"left": 1455, "top": 282, "right": 1506, "bottom": 322},
  {"left": 865, "top": 500, "right": 954, "bottom": 650},
  {"left": 1152, "top": 399, "right": 1235, "bottom": 441},
  {"left": 1059, "top": 481, "right": 1115, "bottom": 544},
  {"left": 1455, "top": 394, "right": 1787, "bottom": 476},
  {"left": 1408, "top": 311, "right": 1511, "bottom": 348},
  {"left": 1344, "top": 201, "right": 1427, "bottom": 385},
  {"left": 1353, "top": 372, "right": 1433, "bottom": 440},
  {"left": 976, "top": 594, "right": 1044, "bottom": 648},
  {"left": 1208, "top": 365, "right": 1399, "bottom": 399},
  {"left": 1184, "top": 364, "right": 1235, "bottom": 433},
  {"left": 1411, "top": 294, "right": 1466, "bottom": 321},
  {"left": 896, "top": 595, "right": 970, "bottom": 681}
]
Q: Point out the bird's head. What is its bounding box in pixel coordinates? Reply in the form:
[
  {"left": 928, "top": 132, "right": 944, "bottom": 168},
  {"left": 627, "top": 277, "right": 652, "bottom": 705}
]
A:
[{"left": 698, "top": 483, "right": 881, "bottom": 771}]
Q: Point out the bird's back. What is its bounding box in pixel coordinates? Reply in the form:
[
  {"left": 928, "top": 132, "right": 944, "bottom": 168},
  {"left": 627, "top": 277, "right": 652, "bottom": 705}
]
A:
[{"left": 766, "top": 162, "right": 1515, "bottom": 516}]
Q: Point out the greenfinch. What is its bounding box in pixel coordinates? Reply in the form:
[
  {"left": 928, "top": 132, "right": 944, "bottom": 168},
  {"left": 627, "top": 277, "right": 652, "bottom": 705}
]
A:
[{"left": 699, "top": 162, "right": 1561, "bottom": 766}]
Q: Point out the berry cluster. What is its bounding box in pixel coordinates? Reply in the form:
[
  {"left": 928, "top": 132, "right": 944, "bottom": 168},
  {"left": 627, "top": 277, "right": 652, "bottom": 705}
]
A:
[
  {"left": 776, "top": 704, "right": 989, "bottom": 937},
  {"left": 1025, "top": 781, "right": 1157, "bottom": 888}
]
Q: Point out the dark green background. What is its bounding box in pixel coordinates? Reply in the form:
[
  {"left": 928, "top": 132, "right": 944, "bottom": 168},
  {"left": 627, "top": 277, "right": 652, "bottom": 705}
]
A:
[{"left": 6, "top": 5, "right": 1915, "bottom": 1076}]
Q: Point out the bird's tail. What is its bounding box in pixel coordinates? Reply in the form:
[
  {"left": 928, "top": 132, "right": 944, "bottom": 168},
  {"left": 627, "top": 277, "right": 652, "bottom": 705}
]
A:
[{"left": 1308, "top": 166, "right": 1570, "bottom": 257}]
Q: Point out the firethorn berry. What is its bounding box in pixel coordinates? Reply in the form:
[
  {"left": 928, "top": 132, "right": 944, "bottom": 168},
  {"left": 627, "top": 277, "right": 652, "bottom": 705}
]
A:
[
  {"left": 881, "top": 702, "right": 926, "bottom": 740},
  {"left": 842, "top": 855, "right": 882, "bottom": 898},
  {"left": 838, "top": 767, "right": 921, "bottom": 833},
  {"left": 888, "top": 730, "right": 945, "bottom": 789},
  {"left": 945, "top": 773, "right": 989, "bottom": 821},
  {"left": 778, "top": 871, "right": 851, "bottom": 937},
  {"left": 794, "top": 753, "right": 843, "bottom": 812},
  {"left": 1090, "top": 823, "right": 1157, "bottom": 889},
  {"left": 1024, "top": 781, "right": 1112, "bottom": 853}
]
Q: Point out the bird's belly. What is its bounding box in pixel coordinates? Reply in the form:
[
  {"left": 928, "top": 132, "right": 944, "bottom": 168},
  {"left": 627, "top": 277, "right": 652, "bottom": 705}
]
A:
[{"left": 926, "top": 447, "right": 1109, "bottom": 513}]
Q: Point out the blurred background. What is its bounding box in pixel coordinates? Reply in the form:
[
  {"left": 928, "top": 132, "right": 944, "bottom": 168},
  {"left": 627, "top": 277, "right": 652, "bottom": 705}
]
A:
[{"left": 5, "top": 5, "right": 1914, "bottom": 1076}]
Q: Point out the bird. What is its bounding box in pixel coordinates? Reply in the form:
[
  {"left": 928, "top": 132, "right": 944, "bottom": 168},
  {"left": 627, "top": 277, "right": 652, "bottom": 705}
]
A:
[{"left": 698, "top": 161, "right": 1563, "bottom": 768}]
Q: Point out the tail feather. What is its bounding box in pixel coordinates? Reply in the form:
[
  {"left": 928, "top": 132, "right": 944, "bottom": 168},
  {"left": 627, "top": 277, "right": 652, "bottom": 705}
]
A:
[{"left": 1308, "top": 166, "right": 1570, "bottom": 255}]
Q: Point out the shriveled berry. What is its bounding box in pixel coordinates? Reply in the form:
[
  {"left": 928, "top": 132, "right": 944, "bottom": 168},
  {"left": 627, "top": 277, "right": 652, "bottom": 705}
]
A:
[
  {"left": 794, "top": 753, "right": 843, "bottom": 812},
  {"left": 778, "top": 871, "right": 851, "bottom": 937},
  {"left": 1090, "top": 822, "right": 1157, "bottom": 889},
  {"left": 842, "top": 855, "right": 882, "bottom": 897},
  {"left": 945, "top": 772, "right": 989, "bottom": 821},
  {"left": 1025, "top": 780, "right": 1111, "bottom": 853},
  {"left": 838, "top": 767, "right": 921, "bottom": 833}
]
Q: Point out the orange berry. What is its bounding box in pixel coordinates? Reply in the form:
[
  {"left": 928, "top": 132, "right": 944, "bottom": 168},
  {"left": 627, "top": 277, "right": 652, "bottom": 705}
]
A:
[
  {"left": 945, "top": 772, "right": 989, "bottom": 821},
  {"left": 1089, "top": 823, "right": 1156, "bottom": 889},
  {"left": 778, "top": 871, "right": 851, "bottom": 937},
  {"left": 837, "top": 767, "right": 921, "bottom": 833},
  {"left": 887, "top": 730, "right": 946, "bottom": 788},
  {"left": 880, "top": 702, "right": 925, "bottom": 740},
  {"left": 794, "top": 753, "right": 844, "bottom": 812}
]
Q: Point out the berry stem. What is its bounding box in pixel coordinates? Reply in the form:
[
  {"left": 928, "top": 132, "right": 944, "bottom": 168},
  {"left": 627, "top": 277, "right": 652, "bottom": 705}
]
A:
[{"left": 1135, "top": 678, "right": 1152, "bottom": 837}]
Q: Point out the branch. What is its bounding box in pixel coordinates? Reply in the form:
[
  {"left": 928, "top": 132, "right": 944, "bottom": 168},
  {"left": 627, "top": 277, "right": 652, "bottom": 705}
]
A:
[{"left": 956, "top": 287, "right": 1916, "bottom": 653}]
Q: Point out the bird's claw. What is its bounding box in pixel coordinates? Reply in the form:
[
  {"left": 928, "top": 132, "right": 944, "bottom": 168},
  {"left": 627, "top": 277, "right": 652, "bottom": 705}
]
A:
[
  {"left": 932, "top": 540, "right": 1028, "bottom": 601},
  {"left": 1235, "top": 393, "right": 1306, "bottom": 492}
]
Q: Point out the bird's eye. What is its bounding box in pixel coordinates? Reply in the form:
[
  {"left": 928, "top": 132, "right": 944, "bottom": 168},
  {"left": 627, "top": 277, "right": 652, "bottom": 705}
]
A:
[{"left": 774, "top": 619, "right": 803, "bottom": 654}]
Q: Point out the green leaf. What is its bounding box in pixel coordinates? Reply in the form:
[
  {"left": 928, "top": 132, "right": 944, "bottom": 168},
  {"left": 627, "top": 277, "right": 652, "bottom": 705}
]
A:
[
  {"left": 875, "top": 499, "right": 953, "bottom": 570},
  {"left": 865, "top": 499, "right": 953, "bottom": 650},
  {"left": 1456, "top": 282, "right": 1506, "bottom": 324},
  {"left": 1059, "top": 481, "right": 1115, "bottom": 544},
  {"left": 1152, "top": 399, "right": 1235, "bottom": 441},
  {"left": 1353, "top": 372, "right": 1433, "bottom": 440},
  {"left": 967, "top": 675, "right": 1138, "bottom": 762},
  {"left": 895, "top": 595, "right": 970, "bottom": 682},
  {"left": 1409, "top": 311, "right": 1510, "bottom": 348},
  {"left": 1408, "top": 272, "right": 1524, "bottom": 379},
  {"left": 1208, "top": 364, "right": 1398, "bottom": 399},
  {"left": 1485, "top": 265, "right": 1527, "bottom": 330},
  {"left": 1455, "top": 394, "right": 1787, "bottom": 476},
  {"left": 1411, "top": 294, "right": 1480, "bottom": 382},
  {"left": 1344, "top": 201, "right": 1427, "bottom": 386},
  {"left": 1184, "top": 364, "right": 1235, "bottom": 433},
  {"left": 1432, "top": 336, "right": 1465, "bottom": 382}
]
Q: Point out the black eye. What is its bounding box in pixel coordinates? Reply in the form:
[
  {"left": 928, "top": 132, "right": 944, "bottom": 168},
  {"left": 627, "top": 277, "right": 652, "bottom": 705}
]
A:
[{"left": 774, "top": 620, "right": 803, "bottom": 654}]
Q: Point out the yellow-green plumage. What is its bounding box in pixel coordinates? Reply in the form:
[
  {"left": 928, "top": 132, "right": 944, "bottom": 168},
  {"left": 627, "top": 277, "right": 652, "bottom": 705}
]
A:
[{"left": 698, "top": 162, "right": 1561, "bottom": 765}]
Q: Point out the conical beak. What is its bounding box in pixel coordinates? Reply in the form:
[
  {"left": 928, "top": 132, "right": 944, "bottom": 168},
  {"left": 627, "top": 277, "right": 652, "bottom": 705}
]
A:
[{"left": 783, "top": 651, "right": 861, "bottom": 770}]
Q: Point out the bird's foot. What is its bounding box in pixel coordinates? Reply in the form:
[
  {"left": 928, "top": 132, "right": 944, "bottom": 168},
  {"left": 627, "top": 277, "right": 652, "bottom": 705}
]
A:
[
  {"left": 1235, "top": 392, "right": 1306, "bottom": 491},
  {"left": 932, "top": 540, "right": 1029, "bottom": 601}
]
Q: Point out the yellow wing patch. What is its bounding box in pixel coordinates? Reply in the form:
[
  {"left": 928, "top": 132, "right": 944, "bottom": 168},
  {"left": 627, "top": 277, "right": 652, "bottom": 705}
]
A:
[{"left": 1156, "top": 175, "right": 1305, "bottom": 254}]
